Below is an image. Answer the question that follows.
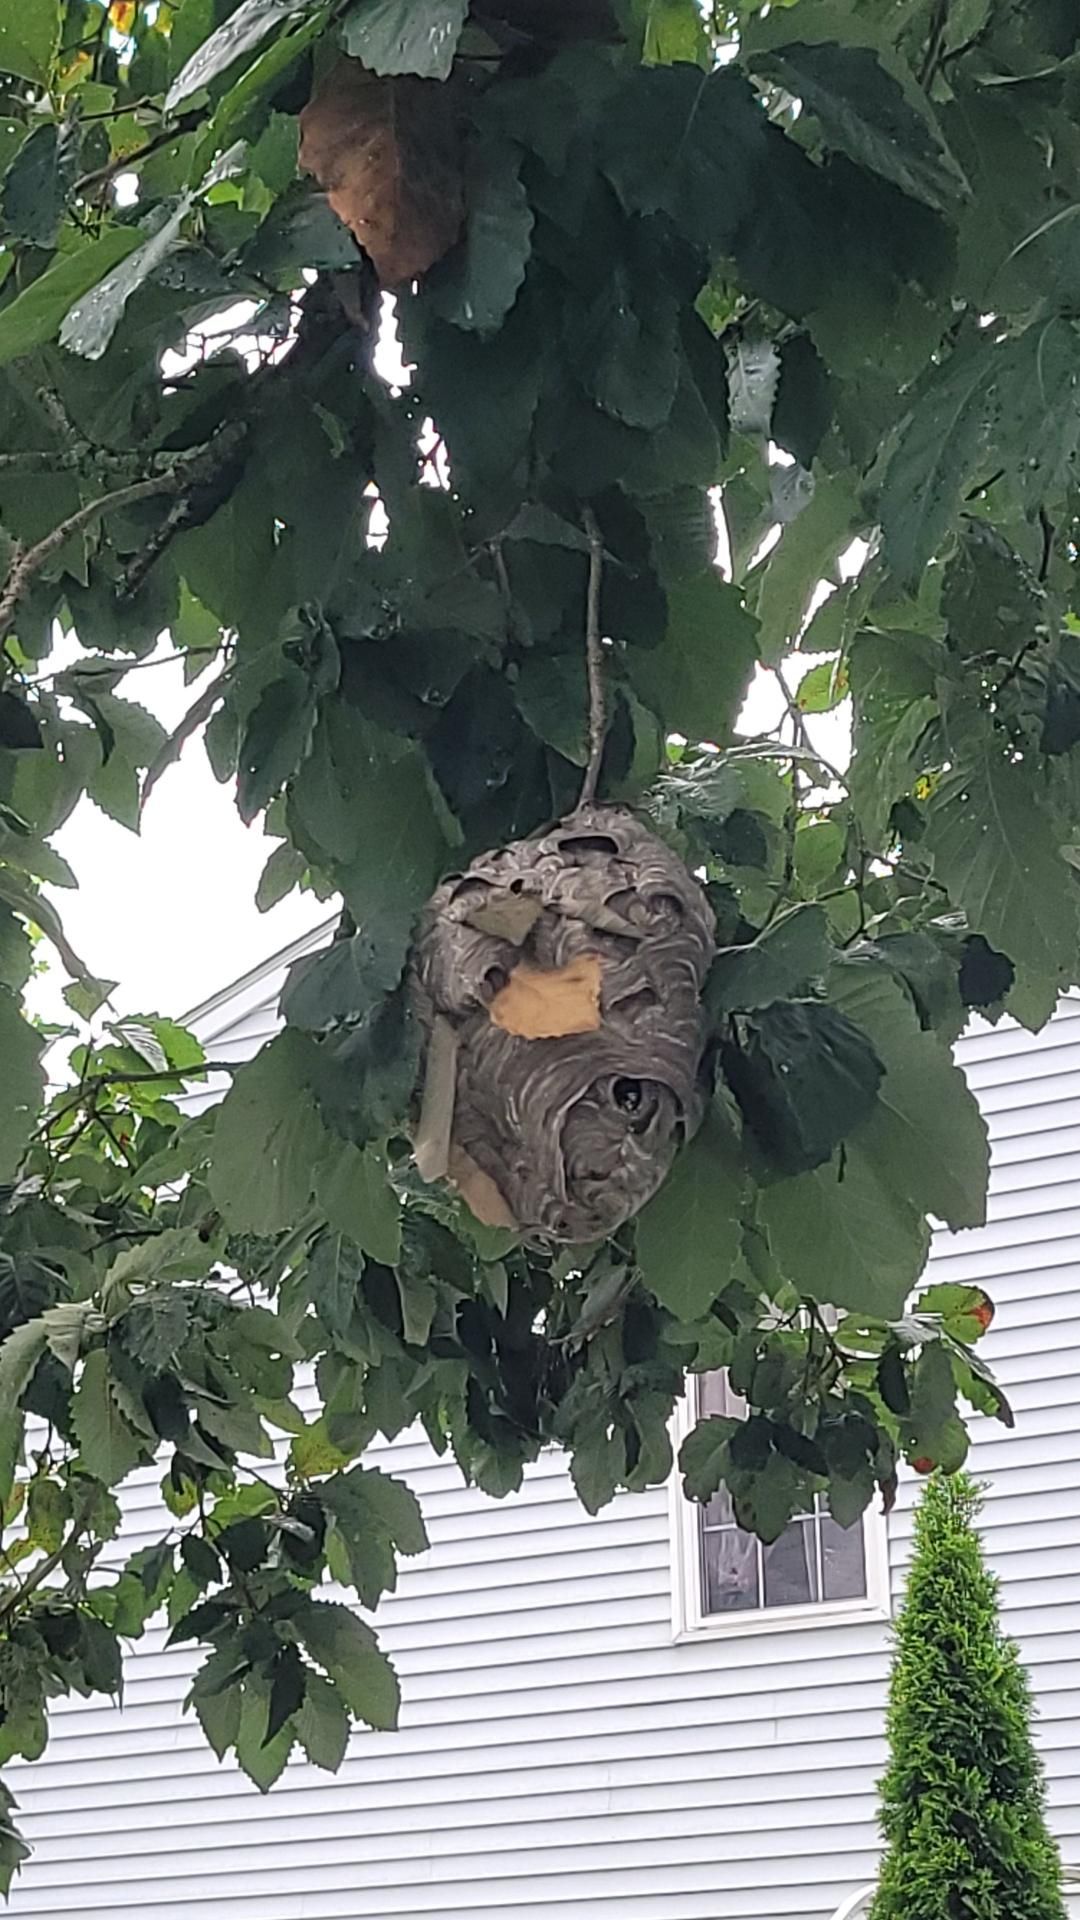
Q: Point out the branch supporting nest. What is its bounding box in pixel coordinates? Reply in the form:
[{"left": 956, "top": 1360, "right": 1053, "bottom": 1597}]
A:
[{"left": 578, "top": 504, "right": 607, "bottom": 809}]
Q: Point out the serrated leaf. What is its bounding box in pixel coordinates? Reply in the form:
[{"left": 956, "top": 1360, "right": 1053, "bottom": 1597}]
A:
[
  {"left": 236, "top": 1682, "right": 294, "bottom": 1790},
  {"left": 830, "top": 960, "right": 989, "bottom": 1229},
  {"left": 208, "top": 1032, "right": 328, "bottom": 1233},
  {"left": 59, "top": 199, "right": 192, "bottom": 361},
  {"left": 708, "top": 906, "right": 832, "bottom": 1015},
  {"left": 62, "top": 976, "right": 117, "bottom": 1021},
  {"left": 751, "top": 37, "right": 966, "bottom": 213},
  {"left": 316, "top": 1140, "right": 401, "bottom": 1265},
  {"left": 679, "top": 1414, "right": 738, "bottom": 1502},
  {"left": 166, "top": 0, "right": 313, "bottom": 113},
  {"left": 0, "top": 988, "right": 45, "bottom": 1181},
  {"left": 1, "top": 123, "right": 76, "bottom": 249},
  {"left": 637, "top": 1107, "right": 747, "bottom": 1320},
  {"left": 266, "top": 1644, "right": 306, "bottom": 1745},
  {"left": 0, "top": 1320, "right": 47, "bottom": 1411},
  {"left": 722, "top": 1000, "right": 884, "bottom": 1174},
  {"left": 295, "top": 1669, "right": 350, "bottom": 1771},
  {"left": 339, "top": 0, "right": 467, "bottom": 80},
  {"left": 877, "top": 320, "right": 1080, "bottom": 585},
  {"left": 295, "top": 1599, "right": 399, "bottom": 1729},
  {"left": 760, "top": 1146, "right": 930, "bottom": 1318},
  {"left": 0, "top": 0, "right": 59, "bottom": 84},
  {"left": 192, "top": 1674, "right": 243, "bottom": 1761},
  {"left": 925, "top": 703, "right": 1080, "bottom": 1018},
  {"left": 628, "top": 571, "right": 758, "bottom": 744},
  {"left": 569, "top": 1425, "right": 627, "bottom": 1516},
  {"left": 237, "top": 673, "right": 316, "bottom": 824},
  {"left": 72, "top": 1349, "right": 145, "bottom": 1485},
  {"left": 753, "top": 471, "right": 858, "bottom": 663}
]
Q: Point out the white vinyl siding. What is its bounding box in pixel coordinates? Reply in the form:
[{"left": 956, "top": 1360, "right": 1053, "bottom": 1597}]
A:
[{"left": 6, "top": 986, "right": 1080, "bottom": 1920}]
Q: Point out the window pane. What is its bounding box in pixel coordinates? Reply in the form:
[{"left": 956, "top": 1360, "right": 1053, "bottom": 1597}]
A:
[
  {"left": 701, "top": 1482, "right": 737, "bottom": 1529},
  {"left": 698, "top": 1372, "right": 747, "bottom": 1420},
  {"left": 821, "top": 1513, "right": 867, "bottom": 1600},
  {"left": 701, "top": 1526, "right": 759, "bottom": 1612},
  {"left": 762, "top": 1518, "right": 818, "bottom": 1608}
]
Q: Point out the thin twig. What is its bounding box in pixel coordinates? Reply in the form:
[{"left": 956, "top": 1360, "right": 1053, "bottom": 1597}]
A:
[
  {"left": 1038, "top": 505, "right": 1055, "bottom": 583},
  {"left": 578, "top": 505, "right": 607, "bottom": 809},
  {"left": 0, "top": 474, "right": 183, "bottom": 646},
  {"left": 74, "top": 112, "right": 202, "bottom": 196},
  {"left": 140, "top": 666, "right": 230, "bottom": 812}
]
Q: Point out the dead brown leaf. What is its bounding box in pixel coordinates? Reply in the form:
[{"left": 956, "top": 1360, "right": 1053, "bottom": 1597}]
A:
[
  {"left": 298, "top": 60, "right": 463, "bottom": 287},
  {"left": 447, "top": 1145, "right": 518, "bottom": 1230},
  {"left": 489, "top": 952, "right": 602, "bottom": 1039}
]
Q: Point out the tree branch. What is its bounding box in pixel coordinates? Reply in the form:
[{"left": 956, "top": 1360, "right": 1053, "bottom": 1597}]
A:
[
  {"left": 578, "top": 505, "right": 607, "bottom": 809},
  {"left": 0, "top": 474, "right": 183, "bottom": 646},
  {"left": 140, "top": 667, "right": 230, "bottom": 812}
]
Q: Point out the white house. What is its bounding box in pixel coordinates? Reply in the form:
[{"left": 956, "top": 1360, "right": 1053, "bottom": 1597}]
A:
[{"left": 7, "top": 928, "right": 1080, "bottom": 1920}]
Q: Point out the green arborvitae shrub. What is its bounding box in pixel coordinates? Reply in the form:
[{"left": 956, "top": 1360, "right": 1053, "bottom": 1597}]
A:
[{"left": 871, "top": 1470, "right": 1066, "bottom": 1920}]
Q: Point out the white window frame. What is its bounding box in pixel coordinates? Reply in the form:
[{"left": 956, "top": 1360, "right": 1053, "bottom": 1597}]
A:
[{"left": 669, "top": 1381, "right": 892, "bottom": 1642}]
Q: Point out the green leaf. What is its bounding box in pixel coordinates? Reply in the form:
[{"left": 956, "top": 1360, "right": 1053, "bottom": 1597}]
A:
[
  {"left": 569, "top": 1426, "right": 627, "bottom": 1516},
  {"left": 166, "top": 0, "right": 317, "bottom": 112},
  {"left": 72, "top": 1350, "right": 145, "bottom": 1485},
  {"left": 0, "top": 987, "right": 45, "bottom": 1180},
  {"left": 237, "top": 673, "right": 316, "bottom": 825},
  {"left": 295, "top": 1670, "right": 350, "bottom": 1772},
  {"left": 236, "top": 1683, "right": 294, "bottom": 1791},
  {"left": 63, "top": 976, "right": 118, "bottom": 1022},
  {"left": 749, "top": 36, "right": 966, "bottom": 213},
  {"left": 316, "top": 1140, "right": 402, "bottom": 1265},
  {"left": 628, "top": 572, "right": 758, "bottom": 744},
  {"left": 924, "top": 703, "right": 1080, "bottom": 1017},
  {"left": 1, "top": 123, "right": 75, "bottom": 249},
  {"left": 266, "top": 1644, "right": 306, "bottom": 1745},
  {"left": 26, "top": 1476, "right": 70, "bottom": 1552},
  {"left": 281, "top": 918, "right": 409, "bottom": 1030},
  {"left": 0, "top": 234, "right": 139, "bottom": 367},
  {"left": 427, "top": 140, "right": 532, "bottom": 337},
  {"left": 0, "top": 1319, "right": 47, "bottom": 1409},
  {"left": 707, "top": 906, "right": 832, "bottom": 1015},
  {"left": 339, "top": 0, "right": 467, "bottom": 80},
  {"left": 796, "top": 657, "right": 848, "bottom": 714},
  {"left": 638, "top": 0, "right": 708, "bottom": 67},
  {"left": 192, "top": 1673, "right": 243, "bottom": 1761},
  {"left": 678, "top": 1414, "right": 737, "bottom": 1502},
  {"left": 753, "top": 472, "right": 858, "bottom": 664},
  {"left": 760, "top": 1146, "right": 930, "bottom": 1317},
  {"left": 207, "top": 1032, "right": 328, "bottom": 1233},
  {"left": 255, "top": 840, "right": 306, "bottom": 912},
  {"left": 0, "top": 0, "right": 59, "bottom": 83},
  {"left": 636, "top": 1106, "right": 747, "bottom": 1320},
  {"left": 581, "top": 266, "right": 679, "bottom": 432},
  {"left": 289, "top": 707, "right": 453, "bottom": 928},
  {"left": 514, "top": 654, "right": 588, "bottom": 765},
  {"left": 295, "top": 1600, "right": 399, "bottom": 1729},
  {"left": 721, "top": 1000, "right": 884, "bottom": 1175},
  {"left": 830, "top": 961, "right": 989, "bottom": 1230},
  {"left": 877, "top": 320, "right": 1080, "bottom": 584},
  {"left": 59, "top": 200, "right": 192, "bottom": 362}
]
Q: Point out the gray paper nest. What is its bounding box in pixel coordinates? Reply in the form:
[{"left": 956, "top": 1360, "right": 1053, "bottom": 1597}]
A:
[{"left": 409, "top": 807, "right": 716, "bottom": 1242}]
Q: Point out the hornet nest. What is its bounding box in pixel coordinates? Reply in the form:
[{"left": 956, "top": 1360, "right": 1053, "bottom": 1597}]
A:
[{"left": 409, "top": 806, "right": 716, "bottom": 1242}]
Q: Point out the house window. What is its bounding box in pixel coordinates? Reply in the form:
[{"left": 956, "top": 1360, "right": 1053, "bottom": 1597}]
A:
[{"left": 671, "top": 1371, "right": 891, "bottom": 1639}]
